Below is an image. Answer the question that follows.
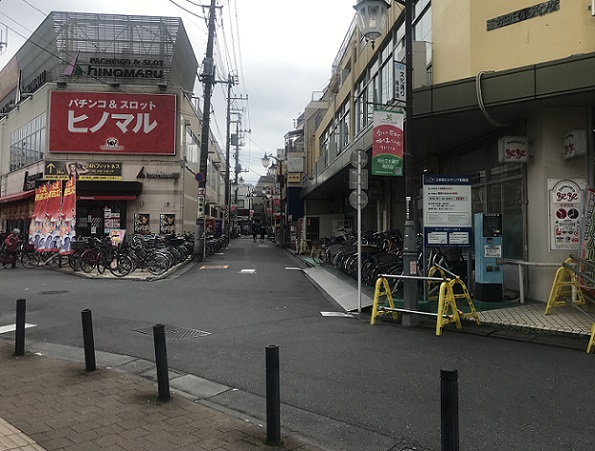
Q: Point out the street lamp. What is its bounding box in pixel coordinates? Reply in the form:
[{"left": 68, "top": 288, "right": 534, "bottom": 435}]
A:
[
  {"left": 261, "top": 153, "right": 287, "bottom": 247},
  {"left": 354, "top": 0, "right": 418, "bottom": 326}
]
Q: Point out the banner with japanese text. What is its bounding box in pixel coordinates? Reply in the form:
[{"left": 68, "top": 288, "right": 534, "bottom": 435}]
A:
[
  {"left": 48, "top": 91, "right": 176, "bottom": 155},
  {"left": 28, "top": 183, "right": 49, "bottom": 247},
  {"left": 60, "top": 177, "right": 76, "bottom": 253},
  {"left": 372, "top": 109, "right": 404, "bottom": 176},
  {"left": 579, "top": 188, "right": 595, "bottom": 293}
]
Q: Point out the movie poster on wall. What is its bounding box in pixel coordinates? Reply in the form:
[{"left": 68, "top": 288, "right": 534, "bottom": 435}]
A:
[{"left": 48, "top": 91, "right": 176, "bottom": 155}]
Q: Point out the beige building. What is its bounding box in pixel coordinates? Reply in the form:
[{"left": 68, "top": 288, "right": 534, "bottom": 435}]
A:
[
  {"left": 0, "top": 12, "right": 228, "bottom": 239},
  {"left": 299, "top": 0, "right": 595, "bottom": 303}
]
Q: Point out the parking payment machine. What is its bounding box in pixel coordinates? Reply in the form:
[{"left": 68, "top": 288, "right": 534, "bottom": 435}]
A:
[{"left": 474, "top": 213, "right": 503, "bottom": 301}]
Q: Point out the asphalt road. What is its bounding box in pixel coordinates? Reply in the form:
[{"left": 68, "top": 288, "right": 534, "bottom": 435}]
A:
[{"left": 1, "top": 237, "right": 594, "bottom": 451}]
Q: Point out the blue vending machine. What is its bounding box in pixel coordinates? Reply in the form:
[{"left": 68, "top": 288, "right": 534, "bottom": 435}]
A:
[{"left": 474, "top": 213, "right": 503, "bottom": 302}]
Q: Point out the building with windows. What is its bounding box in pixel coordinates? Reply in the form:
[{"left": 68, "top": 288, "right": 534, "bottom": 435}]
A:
[
  {"left": 0, "top": 11, "right": 227, "bottom": 237},
  {"left": 297, "top": 0, "right": 595, "bottom": 302}
]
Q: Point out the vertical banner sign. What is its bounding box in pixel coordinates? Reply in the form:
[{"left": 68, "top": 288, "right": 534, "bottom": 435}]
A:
[
  {"left": 423, "top": 175, "right": 472, "bottom": 247},
  {"left": 43, "top": 180, "right": 63, "bottom": 252},
  {"left": 60, "top": 177, "right": 76, "bottom": 253},
  {"left": 372, "top": 110, "right": 404, "bottom": 176},
  {"left": 549, "top": 179, "right": 584, "bottom": 251},
  {"left": 29, "top": 183, "right": 49, "bottom": 248},
  {"left": 579, "top": 188, "right": 595, "bottom": 292}
]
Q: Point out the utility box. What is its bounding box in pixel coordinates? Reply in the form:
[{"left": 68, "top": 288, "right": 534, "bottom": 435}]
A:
[{"left": 474, "top": 213, "right": 503, "bottom": 302}]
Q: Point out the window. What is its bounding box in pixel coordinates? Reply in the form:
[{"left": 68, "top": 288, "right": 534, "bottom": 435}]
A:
[{"left": 9, "top": 114, "right": 46, "bottom": 172}]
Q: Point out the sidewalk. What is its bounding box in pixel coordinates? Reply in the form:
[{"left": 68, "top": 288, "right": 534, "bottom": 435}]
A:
[{"left": 0, "top": 341, "right": 332, "bottom": 451}]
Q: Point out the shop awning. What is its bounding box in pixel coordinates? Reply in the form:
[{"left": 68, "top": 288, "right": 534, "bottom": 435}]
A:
[
  {"left": 0, "top": 190, "right": 35, "bottom": 205},
  {"left": 76, "top": 195, "right": 137, "bottom": 201}
]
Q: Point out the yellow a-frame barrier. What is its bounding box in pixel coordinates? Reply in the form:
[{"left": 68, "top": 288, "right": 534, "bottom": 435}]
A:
[
  {"left": 370, "top": 275, "right": 480, "bottom": 336},
  {"left": 588, "top": 323, "right": 595, "bottom": 354},
  {"left": 545, "top": 258, "right": 587, "bottom": 315}
]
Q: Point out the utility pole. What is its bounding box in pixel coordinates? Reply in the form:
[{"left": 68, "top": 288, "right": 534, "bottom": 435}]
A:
[
  {"left": 194, "top": 0, "right": 218, "bottom": 260},
  {"left": 224, "top": 73, "right": 235, "bottom": 239}
]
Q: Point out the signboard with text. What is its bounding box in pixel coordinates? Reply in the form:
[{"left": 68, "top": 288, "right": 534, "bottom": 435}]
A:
[
  {"left": 44, "top": 161, "right": 122, "bottom": 180},
  {"left": 372, "top": 109, "right": 403, "bottom": 176},
  {"left": 423, "top": 175, "right": 472, "bottom": 248},
  {"left": 548, "top": 179, "right": 584, "bottom": 251},
  {"left": 49, "top": 91, "right": 176, "bottom": 155}
]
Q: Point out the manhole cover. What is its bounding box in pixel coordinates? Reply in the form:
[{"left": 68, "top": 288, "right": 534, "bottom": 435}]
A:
[
  {"left": 133, "top": 324, "right": 211, "bottom": 340},
  {"left": 39, "top": 290, "right": 70, "bottom": 295}
]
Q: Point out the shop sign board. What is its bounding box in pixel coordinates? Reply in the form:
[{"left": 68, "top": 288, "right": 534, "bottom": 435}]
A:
[
  {"left": 562, "top": 129, "right": 587, "bottom": 160},
  {"left": 498, "top": 136, "right": 529, "bottom": 163},
  {"left": 48, "top": 91, "right": 176, "bottom": 155},
  {"left": 44, "top": 161, "right": 122, "bottom": 180},
  {"left": 423, "top": 175, "right": 472, "bottom": 248},
  {"left": 548, "top": 179, "right": 585, "bottom": 251}
]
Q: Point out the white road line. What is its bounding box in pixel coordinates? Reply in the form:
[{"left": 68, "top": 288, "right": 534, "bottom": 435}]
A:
[{"left": 0, "top": 323, "right": 37, "bottom": 334}]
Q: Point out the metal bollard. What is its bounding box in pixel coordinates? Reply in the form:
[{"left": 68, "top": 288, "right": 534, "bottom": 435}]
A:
[
  {"left": 14, "top": 299, "right": 26, "bottom": 356},
  {"left": 153, "top": 324, "right": 171, "bottom": 401},
  {"left": 440, "top": 369, "right": 460, "bottom": 451},
  {"left": 81, "top": 309, "right": 96, "bottom": 371},
  {"left": 266, "top": 344, "right": 281, "bottom": 446}
]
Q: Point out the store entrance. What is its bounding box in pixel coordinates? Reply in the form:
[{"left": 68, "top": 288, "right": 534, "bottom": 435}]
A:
[{"left": 76, "top": 201, "right": 127, "bottom": 237}]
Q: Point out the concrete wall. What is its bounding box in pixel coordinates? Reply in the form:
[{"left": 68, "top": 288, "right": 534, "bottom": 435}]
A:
[{"left": 526, "top": 106, "right": 590, "bottom": 301}]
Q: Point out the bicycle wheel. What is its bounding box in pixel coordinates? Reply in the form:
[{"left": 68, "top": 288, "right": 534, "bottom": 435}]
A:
[
  {"left": 69, "top": 252, "right": 82, "bottom": 271},
  {"left": 146, "top": 254, "right": 168, "bottom": 275},
  {"left": 109, "top": 255, "right": 133, "bottom": 277},
  {"left": 80, "top": 249, "right": 98, "bottom": 273},
  {"left": 311, "top": 248, "right": 323, "bottom": 265},
  {"left": 21, "top": 251, "right": 40, "bottom": 268}
]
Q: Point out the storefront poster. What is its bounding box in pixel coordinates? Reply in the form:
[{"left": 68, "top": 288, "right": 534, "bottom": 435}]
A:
[
  {"left": 48, "top": 91, "right": 176, "bottom": 155},
  {"left": 372, "top": 109, "right": 404, "bottom": 176},
  {"left": 44, "top": 161, "right": 122, "bottom": 180},
  {"left": 549, "top": 179, "right": 584, "bottom": 251},
  {"left": 160, "top": 214, "right": 175, "bottom": 234},
  {"left": 134, "top": 214, "right": 150, "bottom": 235},
  {"left": 109, "top": 229, "right": 126, "bottom": 246}
]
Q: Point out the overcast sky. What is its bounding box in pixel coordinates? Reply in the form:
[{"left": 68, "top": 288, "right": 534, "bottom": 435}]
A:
[{"left": 0, "top": 0, "right": 357, "bottom": 183}]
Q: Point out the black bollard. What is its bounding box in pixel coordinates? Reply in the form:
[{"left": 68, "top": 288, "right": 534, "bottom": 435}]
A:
[
  {"left": 153, "top": 324, "right": 171, "bottom": 401},
  {"left": 14, "top": 299, "right": 26, "bottom": 356},
  {"left": 440, "top": 369, "right": 460, "bottom": 451},
  {"left": 81, "top": 309, "right": 96, "bottom": 371},
  {"left": 266, "top": 344, "right": 281, "bottom": 446}
]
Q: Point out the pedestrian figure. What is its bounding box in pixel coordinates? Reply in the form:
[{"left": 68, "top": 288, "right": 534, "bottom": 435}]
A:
[
  {"left": 259, "top": 223, "right": 266, "bottom": 242},
  {"left": 3, "top": 228, "right": 20, "bottom": 268},
  {"left": 251, "top": 220, "right": 259, "bottom": 242}
]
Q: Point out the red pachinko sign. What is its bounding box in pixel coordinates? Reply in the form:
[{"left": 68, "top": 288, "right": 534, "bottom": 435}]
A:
[{"left": 49, "top": 91, "right": 176, "bottom": 155}]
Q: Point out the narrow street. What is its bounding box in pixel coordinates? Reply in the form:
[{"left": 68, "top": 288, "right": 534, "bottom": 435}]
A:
[{"left": 0, "top": 237, "right": 593, "bottom": 451}]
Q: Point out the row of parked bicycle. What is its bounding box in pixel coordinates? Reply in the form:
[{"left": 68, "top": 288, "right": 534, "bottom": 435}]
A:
[
  {"left": 310, "top": 230, "right": 468, "bottom": 296},
  {"left": 1, "top": 232, "right": 230, "bottom": 277}
]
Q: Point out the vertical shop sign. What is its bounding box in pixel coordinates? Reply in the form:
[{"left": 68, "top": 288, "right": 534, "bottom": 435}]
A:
[
  {"left": 579, "top": 188, "right": 595, "bottom": 291},
  {"left": 548, "top": 179, "right": 585, "bottom": 251},
  {"left": 60, "top": 177, "right": 76, "bottom": 253},
  {"left": 372, "top": 110, "right": 403, "bottom": 176}
]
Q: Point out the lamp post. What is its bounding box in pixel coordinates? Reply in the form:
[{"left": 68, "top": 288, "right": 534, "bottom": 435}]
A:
[
  {"left": 261, "top": 153, "right": 286, "bottom": 247},
  {"left": 354, "top": 0, "right": 418, "bottom": 325}
]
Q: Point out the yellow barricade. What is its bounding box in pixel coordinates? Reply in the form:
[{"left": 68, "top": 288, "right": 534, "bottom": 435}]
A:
[
  {"left": 370, "top": 276, "right": 480, "bottom": 336},
  {"left": 435, "top": 278, "right": 481, "bottom": 336},
  {"left": 370, "top": 277, "right": 398, "bottom": 324},
  {"left": 545, "top": 258, "right": 586, "bottom": 315},
  {"left": 588, "top": 323, "right": 595, "bottom": 354}
]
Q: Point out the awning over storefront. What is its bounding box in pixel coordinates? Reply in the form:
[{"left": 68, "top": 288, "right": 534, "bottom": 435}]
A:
[
  {"left": 76, "top": 195, "right": 137, "bottom": 201},
  {"left": 0, "top": 190, "right": 35, "bottom": 205}
]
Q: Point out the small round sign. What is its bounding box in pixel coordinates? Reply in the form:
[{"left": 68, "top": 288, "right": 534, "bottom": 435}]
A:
[
  {"left": 350, "top": 149, "right": 368, "bottom": 168},
  {"left": 195, "top": 172, "right": 205, "bottom": 183},
  {"left": 349, "top": 189, "right": 368, "bottom": 209}
]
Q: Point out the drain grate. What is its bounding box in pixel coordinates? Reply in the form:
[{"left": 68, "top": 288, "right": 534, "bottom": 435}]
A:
[
  {"left": 39, "top": 290, "right": 70, "bottom": 295},
  {"left": 133, "top": 324, "right": 211, "bottom": 340}
]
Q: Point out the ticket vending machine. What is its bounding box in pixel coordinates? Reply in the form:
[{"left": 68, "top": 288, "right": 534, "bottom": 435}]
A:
[{"left": 474, "top": 213, "right": 503, "bottom": 302}]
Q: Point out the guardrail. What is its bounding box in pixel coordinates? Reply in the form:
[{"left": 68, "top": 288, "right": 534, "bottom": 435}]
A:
[{"left": 496, "top": 258, "right": 560, "bottom": 304}]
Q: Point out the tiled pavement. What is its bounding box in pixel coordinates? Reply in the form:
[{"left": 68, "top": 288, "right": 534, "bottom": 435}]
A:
[{"left": 0, "top": 342, "right": 330, "bottom": 451}]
